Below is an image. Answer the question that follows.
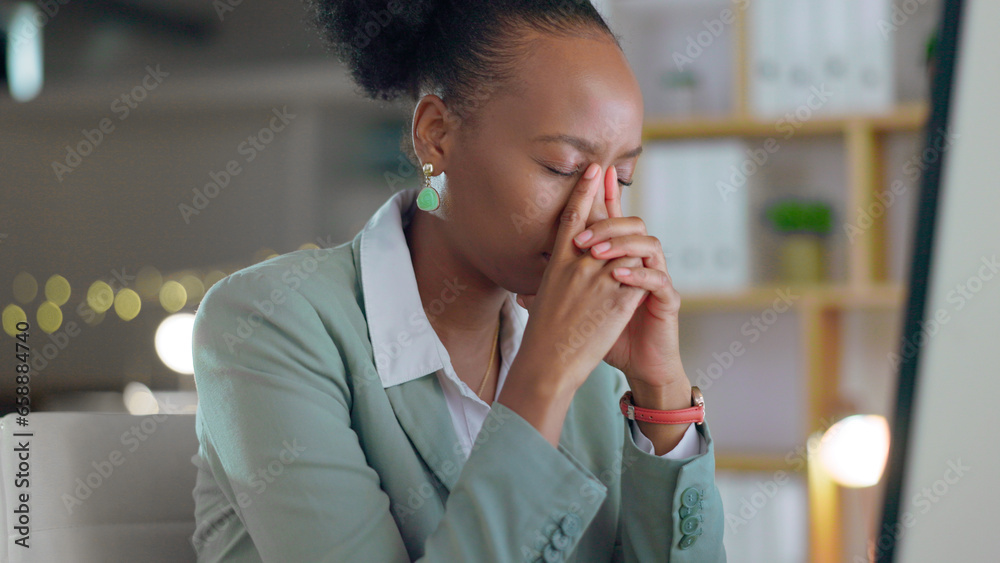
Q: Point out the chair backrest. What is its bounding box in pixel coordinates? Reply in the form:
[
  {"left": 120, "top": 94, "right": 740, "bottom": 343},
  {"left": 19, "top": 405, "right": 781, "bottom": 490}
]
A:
[{"left": 1, "top": 412, "right": 198, "bottom": 562}]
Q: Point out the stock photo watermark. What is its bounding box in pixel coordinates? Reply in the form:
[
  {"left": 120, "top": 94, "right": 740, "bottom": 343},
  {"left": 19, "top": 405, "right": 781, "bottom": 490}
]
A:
[
  {"left": 844, "top": 126, "right": 958, "bottom": 243},
  {"left": 718, "top": 84, "right": 835, "bottom": 202},
  {"left": 672, "top": 0, "right": 751, "bottom": 71},
  {"left": 51, "top": 65, "right": 170, "bottom": 182},
  {"left": 888, "top": 254, "right": 998, "bottom": 369},
  {"left": 691, "top": 287, "right": 800, "bottom": 391},
  {"left": 855, "top": 458, "right": 971, "bottom": 562},
  {"left": 178, "top": 106, "right": 297, "bottom": 224},
  {"left": 878, "top": 0, "right": 935, "bottom": 39}
]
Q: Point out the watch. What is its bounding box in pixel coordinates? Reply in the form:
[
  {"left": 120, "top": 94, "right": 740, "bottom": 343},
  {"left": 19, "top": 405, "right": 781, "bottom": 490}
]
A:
[{"left": 619, "top": 386, "right": 705, "bottom": 425}]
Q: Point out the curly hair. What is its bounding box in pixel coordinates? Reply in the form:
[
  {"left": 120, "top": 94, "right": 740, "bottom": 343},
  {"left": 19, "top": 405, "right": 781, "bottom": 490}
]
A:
[{"left": 304, "top": 0, "right": 620, "bottom": 161}]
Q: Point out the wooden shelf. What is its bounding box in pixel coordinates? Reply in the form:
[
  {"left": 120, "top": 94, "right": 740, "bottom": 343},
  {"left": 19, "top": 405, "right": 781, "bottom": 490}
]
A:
[
  {"left": 622, "top": 2, "right": 930, "bottom": 557},
  {"left": 642, "top": 102, "right": 928, "bottom": 140},
  {"left": 679, "top": 284, "right": 906, "bottom": 313}
]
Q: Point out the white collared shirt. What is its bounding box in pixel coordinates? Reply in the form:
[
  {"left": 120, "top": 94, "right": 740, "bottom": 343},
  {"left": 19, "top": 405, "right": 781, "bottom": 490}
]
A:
[{"left": 359, "top": 187, "right": 704, "bottom": 460}]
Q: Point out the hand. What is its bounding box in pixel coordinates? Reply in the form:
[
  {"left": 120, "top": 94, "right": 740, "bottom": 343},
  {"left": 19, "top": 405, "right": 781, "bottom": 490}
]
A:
[
  {"left": 568, "top": 166, "right": 691, "bottom": 401},
  {"left": 511, "top": 163, "right": 649, "bottom": 393}
]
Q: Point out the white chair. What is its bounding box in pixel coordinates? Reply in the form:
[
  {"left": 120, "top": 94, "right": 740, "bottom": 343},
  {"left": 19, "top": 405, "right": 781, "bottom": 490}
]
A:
[{"left": 0, "top": 412, "right": 198, "bottom": 562}]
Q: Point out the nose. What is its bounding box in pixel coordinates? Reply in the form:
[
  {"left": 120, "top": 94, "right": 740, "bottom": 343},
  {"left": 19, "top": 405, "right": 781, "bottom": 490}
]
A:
[{"left": 586, "top": 166, "right": 611, "bottom": 227}]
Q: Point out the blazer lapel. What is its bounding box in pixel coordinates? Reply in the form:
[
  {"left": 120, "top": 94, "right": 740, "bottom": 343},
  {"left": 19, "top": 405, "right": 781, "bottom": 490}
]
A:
[{"left": 384, "top": 372, "right": 468, "bottom": 493}]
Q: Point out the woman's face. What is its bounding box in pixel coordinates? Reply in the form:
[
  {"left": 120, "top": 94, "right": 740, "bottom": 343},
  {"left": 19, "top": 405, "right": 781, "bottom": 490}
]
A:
[{"left": 422, "top": 30, "right": 644, "bottom": 296}]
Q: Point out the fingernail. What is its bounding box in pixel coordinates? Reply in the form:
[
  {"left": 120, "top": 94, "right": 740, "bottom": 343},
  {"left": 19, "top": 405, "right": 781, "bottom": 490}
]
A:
[
  {"left": 584, "top": 163, "right": 600, "bottom": 179},
  {"left": 592, "top": 241, "right": 611, "bottom": 254},
  {"left": 574, "top": 230, "right": 593, "bottom": 245}
]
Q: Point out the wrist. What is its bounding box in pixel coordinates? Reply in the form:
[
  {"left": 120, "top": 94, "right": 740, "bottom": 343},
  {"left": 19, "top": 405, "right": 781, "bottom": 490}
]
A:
[
  {"left": 629, "top": 379, "right": 692, "bottom": 411},
  {"left": 625, "top": 378, "right": 699, "bottom": 456}
]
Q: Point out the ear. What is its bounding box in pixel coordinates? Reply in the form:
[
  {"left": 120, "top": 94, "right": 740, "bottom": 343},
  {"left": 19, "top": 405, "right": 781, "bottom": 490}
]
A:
[{"left": 412, "top": 94, "right": 458, "bottom": 169}]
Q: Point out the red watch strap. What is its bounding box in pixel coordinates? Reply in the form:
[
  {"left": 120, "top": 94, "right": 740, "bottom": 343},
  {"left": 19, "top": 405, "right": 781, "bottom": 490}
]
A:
[{"left": 619, "top": 390, "right": 705, "bottom": 425}]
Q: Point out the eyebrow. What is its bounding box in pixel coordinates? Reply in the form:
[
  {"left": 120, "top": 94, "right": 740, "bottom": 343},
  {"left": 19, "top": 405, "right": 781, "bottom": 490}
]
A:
[{"left": 532, "top": 134, "right": 643, "bottom": 160}]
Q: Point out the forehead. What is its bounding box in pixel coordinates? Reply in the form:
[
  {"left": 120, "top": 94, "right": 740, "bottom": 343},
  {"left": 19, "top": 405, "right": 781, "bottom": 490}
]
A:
[{"left": 481, "top": 31, "right": 644, "bottom": 148}]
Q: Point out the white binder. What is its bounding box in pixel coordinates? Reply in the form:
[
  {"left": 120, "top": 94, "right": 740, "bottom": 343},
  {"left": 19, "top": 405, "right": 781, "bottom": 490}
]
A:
[
  {"left": 637, "top": 141, "right": 751, "bottom": 294},
  {"left": 852, "top": 0, "right": 895, "bottom": 113},
  {"left": 749, "top": 0, "right": 784, "bottom": 117}
]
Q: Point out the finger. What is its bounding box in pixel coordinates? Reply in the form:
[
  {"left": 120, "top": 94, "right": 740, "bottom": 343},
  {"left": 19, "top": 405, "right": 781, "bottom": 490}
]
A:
[
  {"left": 588, "top": 234, "right": 666, "bottom": 273},
  {"left": 605, "top": 165, "right": 623, "bottom": 219},
  {"left": 611, "top": 265, "right": 668, "bottom": 291},
  {"left": 553, "top": 162, "right": 602, "bottom": 262},
  {"left": 574, "top": 217, "right": 647, "bottom": 249},
  {"left": 611, "top": 266, "right": 681, "bottom": 313}
]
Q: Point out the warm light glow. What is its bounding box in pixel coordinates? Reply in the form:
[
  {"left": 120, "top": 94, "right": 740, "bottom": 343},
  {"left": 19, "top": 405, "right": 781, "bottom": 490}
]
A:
[
  {"left": 298, "top": 243, "right": 320, "bottom": 251},
  {"left": 819, "top": 415, "right": 890, "bottom": 488},
  {"left": 13, "top": 271, "right": 37, "bottom": 304},
  {"left": 204, "top": 269, "right": 227, "bottom": 290},
  {"left": 159, "top": 280, "right": 188, "bottom": 313},
  {"left": 178, "top": 274, "right": 205, "bottom": 303},
  {"left": 253, "top": 247, "right": 277, "bottom": 264},
  {"left": 155, "top": 313, "right": 196, "bottom": 374},
  {"left": 114, "top": 288, "right": 141, "bottom": 321},
  {"left": 36, "top": 300, "right": 62, "bottom": 333},
  {"left": 44, "top": 274, "right": 71, "bottom": 306},
  {"left": 87, "top": 281, "right": 115, "bottom": 313},
  {"left": 2, "top": 305, "right": 28, "bottom": 337},
  {"left": 135, "top": 266, "right": 163, "bottom": 299},
  {"left": 123, "top": 381, "right": 159, "bottom": 415}
]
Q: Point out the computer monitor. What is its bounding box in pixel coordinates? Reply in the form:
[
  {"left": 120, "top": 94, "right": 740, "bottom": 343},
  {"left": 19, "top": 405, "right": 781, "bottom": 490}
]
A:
[{"left": 877, "top": 0, "right": 1000, "bottom": 560}]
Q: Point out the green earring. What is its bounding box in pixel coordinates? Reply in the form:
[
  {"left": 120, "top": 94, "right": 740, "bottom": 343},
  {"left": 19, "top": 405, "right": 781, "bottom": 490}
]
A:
[{"left": 417, "top": 163, "right": 440, "bottom": 212}]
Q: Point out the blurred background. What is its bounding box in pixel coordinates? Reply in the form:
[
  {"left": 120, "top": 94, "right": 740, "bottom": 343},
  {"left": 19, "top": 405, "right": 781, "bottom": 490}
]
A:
[{"left": 0, "top": 0, "right": 944, "bottom": 561}]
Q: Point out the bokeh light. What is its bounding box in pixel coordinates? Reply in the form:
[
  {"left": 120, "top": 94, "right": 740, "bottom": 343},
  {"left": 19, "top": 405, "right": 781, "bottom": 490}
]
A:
[
  {"left": 114, "top": 288, "right": 141, "bottom": 321},
  {"left": 159, "top": 280, "right": 188, "bottom": 313},
  {"left": 87, "top": 281, "right": 115, "bottom": 313},
  {"left": 44, "top": 274, "right": 72, "bottom": 306},
  {"left": 13, "top": 271, "right": 38, "bottom": 303},
  {"left": 2, "top": 305, "right": 28, "bottom": 337},
  {"left": 178, "top": 273, "right": 205, "bottom": 303},
  {"left": 203, "top": 269, "right": 227, "bottom": 291},
  {"left": 155, "top": 313, "right": 196, "bottom": 374},
  {"left": 135, "top": 266, "right": 163, "bottom": 300},
  {"left": 819, "top": 414, "right": 891, "bottom": 488},
  {"left": 123, "top": 381, "right": 159, "bottom": 415},
  {"left": 36, "top": 301, "right": 63, "bottom": 333}
]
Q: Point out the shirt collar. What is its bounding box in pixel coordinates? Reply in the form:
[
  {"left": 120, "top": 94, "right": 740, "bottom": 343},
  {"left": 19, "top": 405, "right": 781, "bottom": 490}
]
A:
[{"left": 359, "top": 187, "right": 529, "bottom": 389}]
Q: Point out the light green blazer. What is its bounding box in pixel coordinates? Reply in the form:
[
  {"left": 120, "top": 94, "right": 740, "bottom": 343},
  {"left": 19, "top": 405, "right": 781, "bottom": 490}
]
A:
[{"left": 189, "top": 229, "right": 726, "bottom": 562}]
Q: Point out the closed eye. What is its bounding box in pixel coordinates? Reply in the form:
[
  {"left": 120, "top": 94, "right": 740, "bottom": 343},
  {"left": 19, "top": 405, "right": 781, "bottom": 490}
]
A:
[
  {"left": 544, "top": 165, "right": 578, "bottom": 178},
  {"left": 544, "top": 166, "right": 632, "bottom": 187}
]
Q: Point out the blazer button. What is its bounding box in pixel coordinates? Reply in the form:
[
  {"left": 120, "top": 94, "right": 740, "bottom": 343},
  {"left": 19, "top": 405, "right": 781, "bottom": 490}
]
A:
[
  {"left": 559, "top": 512, "right": 582, "bottom": 537},
  {"left": 679, "top": 504, "right": 701, "bottom": 519},
  {"left": 681, "top": 514, "right": 704, "bottom": 536},
  {"left": 681, "top": 487, "right": 704, "bottom": 508},
  {"left": 543, "top": 543, "right": 564, "bottom": 563},
  {"left": 551, "top": 529, "right": 572, "bottom": 551},
  {"left": 679, "top": 533, "right": 699, "bottom": 550}
]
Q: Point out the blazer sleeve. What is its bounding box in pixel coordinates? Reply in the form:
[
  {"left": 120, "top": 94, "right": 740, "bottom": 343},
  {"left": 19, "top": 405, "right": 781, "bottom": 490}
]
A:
[
  {"left": 611, "top": 369, "right": 727, "bottom": 562},
  {"left": 192, "top": 271, "right": 613, "bottom": 562}
]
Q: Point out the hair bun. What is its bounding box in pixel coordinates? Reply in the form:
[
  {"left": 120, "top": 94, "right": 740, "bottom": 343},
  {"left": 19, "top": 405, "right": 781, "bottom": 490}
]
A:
[{"left": 307, "top": 0, "right": 439, "bottom": 101}]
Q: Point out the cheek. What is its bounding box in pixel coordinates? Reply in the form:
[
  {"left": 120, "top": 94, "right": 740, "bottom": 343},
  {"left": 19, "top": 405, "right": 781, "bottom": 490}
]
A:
[{"left": 504, "top": 176, "right": 568, "bottom": 240}]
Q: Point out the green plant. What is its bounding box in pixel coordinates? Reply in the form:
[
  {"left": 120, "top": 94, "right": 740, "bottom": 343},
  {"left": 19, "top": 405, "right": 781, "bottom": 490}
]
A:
[{"left": 765, "top": 199, "right": 833, "bottom": 235}]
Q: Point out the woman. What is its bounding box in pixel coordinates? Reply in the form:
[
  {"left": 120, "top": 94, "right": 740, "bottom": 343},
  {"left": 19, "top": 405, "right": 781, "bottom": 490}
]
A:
[{"left": 190, "top": 1, "right": 726, "bottom": 561}]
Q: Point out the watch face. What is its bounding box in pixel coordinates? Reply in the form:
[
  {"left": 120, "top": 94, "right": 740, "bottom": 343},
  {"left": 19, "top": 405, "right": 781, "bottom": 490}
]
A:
[{"left": 691, "top": 386, "right": 704, "bottom": 406}]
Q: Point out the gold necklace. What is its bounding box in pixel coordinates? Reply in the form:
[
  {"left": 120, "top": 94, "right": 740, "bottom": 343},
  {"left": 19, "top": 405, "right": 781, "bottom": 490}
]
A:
[{"left": 475, "top": 319, "right": 501, "bottom": 399}]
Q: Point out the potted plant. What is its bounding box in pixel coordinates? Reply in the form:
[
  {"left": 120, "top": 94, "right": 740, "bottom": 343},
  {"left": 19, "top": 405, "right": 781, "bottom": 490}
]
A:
[{"left": 764, "top": 198, "right": 834, "bottom": 284}]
